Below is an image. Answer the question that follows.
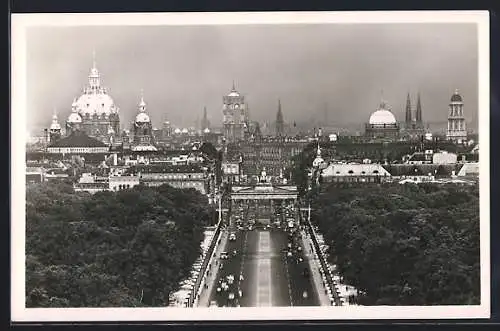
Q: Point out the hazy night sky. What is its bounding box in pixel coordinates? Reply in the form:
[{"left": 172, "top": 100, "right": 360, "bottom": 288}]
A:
[{"left": 25, "top": 23, "right": 478, "bottom": 133}]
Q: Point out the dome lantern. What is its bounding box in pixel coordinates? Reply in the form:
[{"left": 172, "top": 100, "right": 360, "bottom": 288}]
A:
[
  {"left": 450, "top": 89, "right": 463, "bottom": 103},
  {"left": 369, "top": 99, "right": 397, "bottom": 126},
  {"left": 88, "top": 50, "right": 101, "bottom": 89},
  {"left": 135, "top": 90, "right": 151, "bottom": 123}
]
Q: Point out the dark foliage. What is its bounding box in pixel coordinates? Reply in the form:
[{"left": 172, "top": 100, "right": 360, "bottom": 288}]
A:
[
  {"left": 312, "top": 182, "right": 480, "bottom": 305},
  {"left": 26, "top": 182, "right": 213, "bottom": 307}
]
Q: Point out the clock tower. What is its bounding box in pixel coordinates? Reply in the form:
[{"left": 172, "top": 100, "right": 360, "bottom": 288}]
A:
[{"left": 222, "top": 81, "right": 247, "bottom": 143}]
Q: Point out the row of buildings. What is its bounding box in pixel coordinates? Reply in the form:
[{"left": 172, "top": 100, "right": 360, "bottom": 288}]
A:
[
  {"left": 26, "top": 53, "right": 476, "bottom": 197},
  {"left": 307, "top": 142, "right": 479, "bottom": 187},
  {"left": 39, "top": 54, "right": 471, "bottom": 149}
]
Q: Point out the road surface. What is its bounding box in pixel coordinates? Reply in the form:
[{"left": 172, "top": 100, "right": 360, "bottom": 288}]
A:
[{"left": 206, "top": 225, "right": 320, "bottom": 307}]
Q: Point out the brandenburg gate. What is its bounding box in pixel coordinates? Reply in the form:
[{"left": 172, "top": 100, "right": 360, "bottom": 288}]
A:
[{"left": 229, "top": 169, "right": 298, "bottom": 225}]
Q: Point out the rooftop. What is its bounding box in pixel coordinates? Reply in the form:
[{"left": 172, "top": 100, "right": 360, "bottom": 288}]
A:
[{"left": 48, "top": 130, "right": 108, "bottom": 148}]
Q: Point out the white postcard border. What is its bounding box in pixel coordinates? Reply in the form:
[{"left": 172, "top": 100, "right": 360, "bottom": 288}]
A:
[{"left": 11, "top": 10, "right": 491, "bottom": 322}]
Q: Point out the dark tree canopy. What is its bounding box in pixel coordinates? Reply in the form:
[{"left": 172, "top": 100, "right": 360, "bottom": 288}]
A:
[
  {"left": 311, "top": 182, "right": 480, "bottom": 305},
  {"left": 26, "top": 182, "right": 214, "bottom": 307}
]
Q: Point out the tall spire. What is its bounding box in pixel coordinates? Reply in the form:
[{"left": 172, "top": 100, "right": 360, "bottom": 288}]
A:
[
  {"left": 201, "top": 106, "right": 209, "bottom": 130},
  {"left": 276, "top": 99, "right": 284, "bottom": 136},
  {"left": 405, "top": 92, "right": 412, "bottom": 124},
  {"left": 416, "top": 92, "right": 422, "bottom": 124},
  {"left": 232, "top": 80, "right": 236, "bottom": 91}
]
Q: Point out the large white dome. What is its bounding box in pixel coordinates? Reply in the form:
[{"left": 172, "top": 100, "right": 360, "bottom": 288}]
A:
[
  {"left": 369, "top": 109, "right": 396, "bottom": 125},
  {"left": 76, "top": 92, "right": 117, "bottom": 117}
]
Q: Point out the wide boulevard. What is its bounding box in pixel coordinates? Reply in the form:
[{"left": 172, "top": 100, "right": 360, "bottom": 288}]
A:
[{"left": 207, "top": 221, "right": 320, "bottom": 307}]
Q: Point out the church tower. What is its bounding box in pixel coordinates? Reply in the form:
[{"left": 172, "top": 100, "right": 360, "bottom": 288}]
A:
[
  {"left": 416, "top": 93, "right": 423, "bottom": 128},
  {"left": 49, "top": 110, "right": 62, "bottom": 143},
  {"left": 447, "top": 89, "right": 467, "bottom": 143},
  {"left": 222, "top": 81, "right": 246, "bottom": 143},
  {"left": 276, "top": 99, "right": 284, "bottom": 137},
  {"left": 133, "top": 91, "right": 153, "bottom": 145}
]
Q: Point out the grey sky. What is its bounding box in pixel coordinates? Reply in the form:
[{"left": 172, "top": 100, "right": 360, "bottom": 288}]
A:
[{"left": 26, "top": 23, "right": 478, "bottom": 133}]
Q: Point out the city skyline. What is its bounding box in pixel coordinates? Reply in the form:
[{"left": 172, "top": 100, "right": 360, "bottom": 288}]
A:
[{"left": 26, "top": 23, "right": 478, "bottom": 133}]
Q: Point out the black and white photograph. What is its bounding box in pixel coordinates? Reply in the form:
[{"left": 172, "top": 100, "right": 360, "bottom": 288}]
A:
[{"left": 11, "top": 11, "right": 490, "bottom": 322}]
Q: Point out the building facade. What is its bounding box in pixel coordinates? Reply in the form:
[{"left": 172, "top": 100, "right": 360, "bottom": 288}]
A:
[
  {"left": 237, "top": 137, "right": 307, "bottom": 178},
  {"left": 321, "top": 163, "right": 392, "bottom": 183},
  {"left": 447, "top": 89, "right": 467, "bottom": 143},
  {"left": 126, "top": 164, "right": 211, "bottom": 195},
  {"left": 46, "top": 130, "right": 110, "bottom": 156},
  {"left": 222, "top": 82, "right": 248, "bottom": 143}
]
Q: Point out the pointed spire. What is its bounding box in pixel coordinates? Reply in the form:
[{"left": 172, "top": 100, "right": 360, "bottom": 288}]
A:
[
  {"left": 138, "top": 89, "right": 146, "bottom": 111},
  {"left": 276, "top": 99, "right": 284, "bottom": 136},
  {"left": 232, "top": 80, "right": 236, "bottom": 91},
  {"left": 416, "top": 92, "right": 422, "bottom": 124},
  {"left": 405, "top": 92, "right": 412, "bottom": 124},
  {"left": 202, "top": 105, "right": 209, "bottom": 130}
]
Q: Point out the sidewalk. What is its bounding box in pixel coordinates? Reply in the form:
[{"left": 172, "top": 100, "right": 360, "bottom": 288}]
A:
[
  {"left": 300, "top": 230, "right": 332, "bottom": 306},
  {"left": 196, "top": 230, "right": 229, "bottom": 307}
]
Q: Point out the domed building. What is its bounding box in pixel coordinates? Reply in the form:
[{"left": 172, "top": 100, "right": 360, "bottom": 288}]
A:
[
  {"left": 67, "top": 55, "right": 120, "bottom": 144},
  {"left": 365, "top": 99, "right": 400, "bottom": 140},
  {"left": 132, "top": 93, "right": 155, "bottom": 149}
]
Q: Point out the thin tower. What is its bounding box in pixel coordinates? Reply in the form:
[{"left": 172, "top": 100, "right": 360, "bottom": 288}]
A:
[{"left": 405, "top": 92, "right": 412, "bottom": 125}]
